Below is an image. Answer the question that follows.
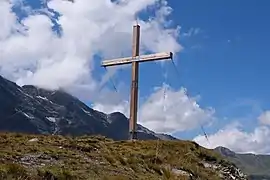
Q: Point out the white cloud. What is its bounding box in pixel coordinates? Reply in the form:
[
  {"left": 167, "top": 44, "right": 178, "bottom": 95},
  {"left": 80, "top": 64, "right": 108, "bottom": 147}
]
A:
[
  {"left": 0, "top": 1, "right": 16, "bottom": 40},
  {"left": 182, "top": 27, "right": 201, "bottom": 37},
  {"left": 194, "top": 117, "right": 270, "bottom": 154},
  {"left": 139, "top": 84, "right": 214, "bottom": 134},
  {"left": 91, "top": 82, "right": 130, "bottom": 117},
  {"left": 258, "top": 110, "right": 270, "bottom": 126},
  {"left": 0, "top": 0, "right": 181, "bottom": 93},
  {"left": 93, "top": 84, "right": 215, "bottom": 134},
  {"left": 93, "top": 100, "right": 130, "bottom": 119}
]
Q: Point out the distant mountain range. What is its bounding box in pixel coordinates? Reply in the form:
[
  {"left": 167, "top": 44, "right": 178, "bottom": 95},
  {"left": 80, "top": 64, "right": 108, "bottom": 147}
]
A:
[
  {"left": 214, "top": 146, "right": 270, "bottom": 180},
  {"left": 0, "top": 75, "right": 176, "bottom": 141}
]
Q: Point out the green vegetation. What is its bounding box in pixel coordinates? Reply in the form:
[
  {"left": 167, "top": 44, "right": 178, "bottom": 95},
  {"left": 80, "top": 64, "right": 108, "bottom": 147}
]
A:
[{"left": 0, "top": 133, "right": 234, "bottom": 180}]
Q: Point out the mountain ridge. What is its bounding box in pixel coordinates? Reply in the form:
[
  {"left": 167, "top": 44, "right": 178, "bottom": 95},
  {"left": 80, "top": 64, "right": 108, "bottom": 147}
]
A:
[
  {"left": 0, "top": 75, "right": 176, "bottom": 141},
  {"left": 214, "top": 146, "right": 270, "bottom": 179}
]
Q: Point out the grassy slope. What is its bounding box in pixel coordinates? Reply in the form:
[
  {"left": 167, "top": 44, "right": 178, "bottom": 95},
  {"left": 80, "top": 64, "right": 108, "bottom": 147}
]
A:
[{"left": 0, "top": 133, "right": 233, "bottom": 180}]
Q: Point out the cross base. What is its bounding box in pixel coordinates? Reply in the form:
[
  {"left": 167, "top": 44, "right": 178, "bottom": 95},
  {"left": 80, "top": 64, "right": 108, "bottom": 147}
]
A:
[{"left": 129, "top": 131, "right": 137, "bottom": 140}]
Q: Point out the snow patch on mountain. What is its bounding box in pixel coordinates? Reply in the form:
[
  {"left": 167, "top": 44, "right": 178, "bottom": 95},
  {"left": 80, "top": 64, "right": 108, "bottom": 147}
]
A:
[{"left": 46, "top": 117, "right": 56, "bottom": 123}]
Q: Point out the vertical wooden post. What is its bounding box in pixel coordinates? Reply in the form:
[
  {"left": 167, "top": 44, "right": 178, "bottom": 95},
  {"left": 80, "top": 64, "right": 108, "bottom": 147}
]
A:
[{"left": 129, "top": 25, "right": 140, "bottom": 140}]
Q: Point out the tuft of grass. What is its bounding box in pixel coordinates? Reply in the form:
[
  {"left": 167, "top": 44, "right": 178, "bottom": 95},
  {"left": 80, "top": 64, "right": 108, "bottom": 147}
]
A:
[
  {"left": 104, "top": 154, "right": 116, "bottom": 165},
  {"left": 37, "top": 166, "right": 77, "bottom": 180},
  {"left": 0, "top": 163, "right": 29, "bottom": 179}
]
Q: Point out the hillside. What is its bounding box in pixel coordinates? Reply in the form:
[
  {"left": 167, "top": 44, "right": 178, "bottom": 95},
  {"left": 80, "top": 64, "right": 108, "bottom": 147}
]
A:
[
  {"left": 0, "top": 75, "right": 175, "bottom": 141},
  {"left": 215, "top": 147, "right": 270, "bottom": 179},
  {"left": 0, "top": 133, "right": 247, "bottom": 180}
]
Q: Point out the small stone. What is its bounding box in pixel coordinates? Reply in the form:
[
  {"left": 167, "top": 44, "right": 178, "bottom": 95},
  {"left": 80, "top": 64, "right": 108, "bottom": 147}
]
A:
[
  {"left": 28, "top": 138, "right": 39, "bottom": 142},
  {"left": 172, "top": 168, "right": 190, "bottom": 176}
]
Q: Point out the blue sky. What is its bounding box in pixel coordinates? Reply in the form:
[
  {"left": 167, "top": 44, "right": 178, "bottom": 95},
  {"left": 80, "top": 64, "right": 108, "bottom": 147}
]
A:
[
  {"left": 6, "top": 0, "right": 270, "bottom": 149},
  {"left": 168, "top": 1, "right": 270, "bottom": 139},
  {"left": 169, "top": 1, "right": 270, "bottom": 138}
]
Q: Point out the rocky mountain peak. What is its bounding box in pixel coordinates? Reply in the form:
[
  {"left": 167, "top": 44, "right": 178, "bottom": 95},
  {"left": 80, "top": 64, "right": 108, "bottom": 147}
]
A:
[
  {"left": 215, "top": 146, "right": 237, "bottom": 157},
  {"left": 0, "top": 75, "right": 176, "bottom": 141}
]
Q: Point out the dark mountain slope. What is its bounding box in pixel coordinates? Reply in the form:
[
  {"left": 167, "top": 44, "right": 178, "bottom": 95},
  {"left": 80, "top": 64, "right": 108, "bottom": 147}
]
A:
[
  {"left": 0, "top": 75, "right": 176, "bottom": 141},
  {"left": 215, "top": 146, "right": 270, "bottom": 180}
]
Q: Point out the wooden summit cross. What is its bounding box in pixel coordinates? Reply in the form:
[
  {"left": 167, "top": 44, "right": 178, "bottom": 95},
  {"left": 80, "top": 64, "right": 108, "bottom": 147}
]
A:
[{"left": 101, "top": 25, "right": 173, "bottom": 140}]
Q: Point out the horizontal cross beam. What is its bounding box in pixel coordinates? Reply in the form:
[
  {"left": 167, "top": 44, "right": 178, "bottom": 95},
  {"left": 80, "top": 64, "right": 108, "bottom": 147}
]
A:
[{"left": 101, "top": 52, "right": 173, "bottom": 67}]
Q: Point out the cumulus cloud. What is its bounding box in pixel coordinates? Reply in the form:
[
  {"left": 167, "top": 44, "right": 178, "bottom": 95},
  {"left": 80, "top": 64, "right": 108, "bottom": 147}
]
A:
[
  {"left": 0, "top": 0, "right": 181, "bottom": 93},
  {"left": 93, "top": 84, "right": 215, "bottom": 134},
  {"left": 194, "top": 116, "right": 270, "bottom": 154},
  {"left": 138, "top": 84, "right": 214, "bottom": 134},
  {"left": 182, "top": 27, "right": 201, "bottom": 37},
  {"left": 258, "top": 111, "right": 270, "bottom": 126},
  {"left": 91, "top": 82, "right": 130, "bottom": 117}
]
